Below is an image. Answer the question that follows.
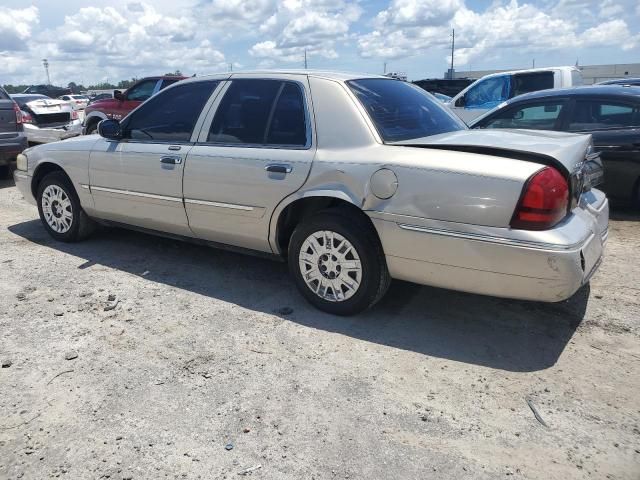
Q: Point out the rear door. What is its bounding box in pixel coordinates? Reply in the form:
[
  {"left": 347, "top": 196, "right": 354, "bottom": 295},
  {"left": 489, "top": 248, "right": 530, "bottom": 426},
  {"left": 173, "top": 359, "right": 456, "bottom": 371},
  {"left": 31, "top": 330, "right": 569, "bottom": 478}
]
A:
[
  {"left": 88, "top": 80, "right": 221, "bottom": 235},
  {"left": 0, "top": 87, "right": 18, "bottom": 135},
  {"left": 564, "top": 97, "right": 640, "bottom": 202},
  {"left": 183, "top": 75, "right": 315, "bottom": 252}
]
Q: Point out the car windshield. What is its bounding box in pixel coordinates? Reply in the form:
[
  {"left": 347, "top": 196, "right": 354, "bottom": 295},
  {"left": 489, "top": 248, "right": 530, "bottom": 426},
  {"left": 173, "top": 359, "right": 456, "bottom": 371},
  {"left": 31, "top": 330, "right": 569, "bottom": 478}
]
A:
[{"left": 347, "top": 78, "right": 466, "bottom": 142}]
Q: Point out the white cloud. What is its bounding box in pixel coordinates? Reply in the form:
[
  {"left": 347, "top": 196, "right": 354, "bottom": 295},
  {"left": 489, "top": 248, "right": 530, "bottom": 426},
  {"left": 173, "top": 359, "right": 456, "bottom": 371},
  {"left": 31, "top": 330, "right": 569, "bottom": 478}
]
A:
[
  {"left": 249, "top": 0, "right": 362, "bottom": 63},
  {"left": 358, "top": 0, "right": 639, "bottom": 67},
  {"left": 0, "top": 6, "right": 39, "bottom": 52}
]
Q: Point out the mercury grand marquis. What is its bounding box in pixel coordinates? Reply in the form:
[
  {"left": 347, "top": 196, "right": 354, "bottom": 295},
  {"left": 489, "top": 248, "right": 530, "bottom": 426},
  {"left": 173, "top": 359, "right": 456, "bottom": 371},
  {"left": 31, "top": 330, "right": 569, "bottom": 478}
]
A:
[{"left": 13, "top": 71, "right": 609, "bottom": 315}]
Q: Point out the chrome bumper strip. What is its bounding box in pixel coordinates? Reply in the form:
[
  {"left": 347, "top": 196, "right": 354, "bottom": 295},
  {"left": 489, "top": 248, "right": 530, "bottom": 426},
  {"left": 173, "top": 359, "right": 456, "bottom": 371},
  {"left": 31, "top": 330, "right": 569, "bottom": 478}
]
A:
[{"left": 397, "top": 223, "right": 585, "bottom": 251}]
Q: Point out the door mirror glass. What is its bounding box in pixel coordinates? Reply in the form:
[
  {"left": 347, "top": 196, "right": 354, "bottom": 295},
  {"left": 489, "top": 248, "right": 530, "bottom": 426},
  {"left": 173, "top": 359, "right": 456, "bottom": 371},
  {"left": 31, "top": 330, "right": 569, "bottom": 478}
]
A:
[
  {"left": 113, "top": 90, "right": 125, "bottom": 101},
  {"left": 98, "top": 119, "right": 122, "bottom": 139}
]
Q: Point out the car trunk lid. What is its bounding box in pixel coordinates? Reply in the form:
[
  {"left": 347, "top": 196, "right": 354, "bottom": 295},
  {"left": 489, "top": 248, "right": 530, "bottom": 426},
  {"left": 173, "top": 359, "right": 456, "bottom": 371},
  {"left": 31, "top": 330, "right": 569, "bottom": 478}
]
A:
[
  {"left": 24, "top": 98, "right": 72, "bottom": 127},
  {"left": 0, "top": 96, "right": 18, "bottom": 135},
  {"left": 392, "top": 128, "right": 602, "bottom": 209}
]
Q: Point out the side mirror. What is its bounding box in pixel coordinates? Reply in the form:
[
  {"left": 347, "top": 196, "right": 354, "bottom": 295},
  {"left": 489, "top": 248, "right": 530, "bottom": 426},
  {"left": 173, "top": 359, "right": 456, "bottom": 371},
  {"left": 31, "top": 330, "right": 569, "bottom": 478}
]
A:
[
  {"left": 97, "top": 119, "right": 122, "bottom": 140},
  {"left": 113, "top": 90, "right": 125, "bottom": 101},
  {"left": 455, "top": 94, "right": 466, "bottom": 108}
]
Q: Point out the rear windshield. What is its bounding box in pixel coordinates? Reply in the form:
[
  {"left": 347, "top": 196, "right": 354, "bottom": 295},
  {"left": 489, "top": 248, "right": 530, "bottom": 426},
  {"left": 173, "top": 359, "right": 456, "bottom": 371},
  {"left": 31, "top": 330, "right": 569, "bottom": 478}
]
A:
[{"left": 347, "top": 78, "right": 466, "bottom": 142}]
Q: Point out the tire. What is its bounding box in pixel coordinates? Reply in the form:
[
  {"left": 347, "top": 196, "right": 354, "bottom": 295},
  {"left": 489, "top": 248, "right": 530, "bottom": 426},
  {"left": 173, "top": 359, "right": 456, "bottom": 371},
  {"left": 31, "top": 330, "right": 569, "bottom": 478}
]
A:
[
  {"left": 36, "top": 171, "right": 96, "bottom": 242},
  {"left": 86, "top": 119, "right": 99, "bottom": 135},
  {"left": 288, "top": 209, "right": 391, "bottom": 315}
]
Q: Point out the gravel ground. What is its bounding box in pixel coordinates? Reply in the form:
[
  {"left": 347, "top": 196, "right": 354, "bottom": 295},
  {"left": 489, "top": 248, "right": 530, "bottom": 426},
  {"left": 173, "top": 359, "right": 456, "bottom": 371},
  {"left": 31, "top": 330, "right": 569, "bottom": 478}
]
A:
[{"left": 1, "top": 176, "right": 639, "bottom": 480}]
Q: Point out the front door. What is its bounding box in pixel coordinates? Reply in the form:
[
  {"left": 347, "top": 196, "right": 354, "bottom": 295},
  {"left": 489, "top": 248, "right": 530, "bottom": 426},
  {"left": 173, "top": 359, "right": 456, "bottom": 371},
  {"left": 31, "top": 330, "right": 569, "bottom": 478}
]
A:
[
  {"left": 89, "top": 79, "right": 221, "bottom": 235},
  {"left": 183, "top": 77, "right": 315, "bottom": 252},
  {"left": 110, "top": 78, "right": 159, "bottom": 121}
]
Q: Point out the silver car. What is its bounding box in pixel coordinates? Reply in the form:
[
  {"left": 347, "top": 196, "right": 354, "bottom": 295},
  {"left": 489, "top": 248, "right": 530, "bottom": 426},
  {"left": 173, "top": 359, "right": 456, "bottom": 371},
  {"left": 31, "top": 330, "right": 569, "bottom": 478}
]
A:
[{"left": 13, "top": 71, "right": 609, "bottom": 315}]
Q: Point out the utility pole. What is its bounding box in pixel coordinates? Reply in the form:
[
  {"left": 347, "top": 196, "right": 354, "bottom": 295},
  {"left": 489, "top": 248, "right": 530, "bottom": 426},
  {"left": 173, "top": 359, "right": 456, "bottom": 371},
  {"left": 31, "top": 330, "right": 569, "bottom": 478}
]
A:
[
  {"left": 449, "top": 29, "right": 455, "bottom": 80},
  {"left": 42, "top": 58, "right": 51, "bottom": 85},
  {"left": 304, "top": 49, "right": 308, "bottom": 69},
  {"left": 532, "top": 58, "right": 535, "bottom": 68},
  {"left": 229, "top": 63, "right": 233, "bottom": 72},
  {"left": 384, "top": 62, "right": 387, "bottom": 74}
]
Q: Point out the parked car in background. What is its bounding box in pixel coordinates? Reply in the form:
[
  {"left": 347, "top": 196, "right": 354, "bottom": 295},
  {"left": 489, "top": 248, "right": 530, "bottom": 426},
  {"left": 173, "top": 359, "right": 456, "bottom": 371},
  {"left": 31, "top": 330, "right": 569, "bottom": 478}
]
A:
[
  {"left": 0, "top": 86, "right": 27, "bottom": 177},
  {"left": 470, "top": 85, "right": 640, "bottom": 206},
  {"left": 11, "top": 94, "right": 82, "bottom": 144},
  {"left": 431, "top": 92, "right": 452, "bottom": 103},
  {"left": 597, "top": 78, "right": 640, "bottom": 86},
  {"left": 59, "top": 94, "right": 89, "bottom": 110},
  {"left": 83, "top": 75, "right": 186, "bottom": 134},
  {"left": 88, "top": 93, "right": 113, "bottom": 104},
  {"left": 23, "top": 85, "right": 72, "bottom": 99},
  {"left": 14, "top": 71, "right": 607, "bottom": 315},
  {"left": 448, "top": 66, "right": 583, "bottom": 123}
]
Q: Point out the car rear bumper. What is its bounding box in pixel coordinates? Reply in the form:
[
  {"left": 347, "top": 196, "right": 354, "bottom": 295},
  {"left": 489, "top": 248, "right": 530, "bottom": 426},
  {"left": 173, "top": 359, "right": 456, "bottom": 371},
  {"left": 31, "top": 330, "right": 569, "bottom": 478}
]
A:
[
  {"left": 0, "top": 134, "right": 28, "bottom": 165},
  {"left": 369, "top": 188, "right": 608, "bottom": 302},
  {"left": 13, "top": 170, "right": 36, "bottom": 205},
  {"left": 24, "top": 120, "right": 82, "bottom": 144}
]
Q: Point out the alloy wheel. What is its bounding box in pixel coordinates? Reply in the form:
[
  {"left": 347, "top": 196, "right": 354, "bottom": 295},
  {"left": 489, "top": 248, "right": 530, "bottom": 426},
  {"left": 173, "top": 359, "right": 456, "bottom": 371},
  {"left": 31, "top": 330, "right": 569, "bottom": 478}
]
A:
[{"left": 41, "top": 184, "right": 73, "bottom": 234}]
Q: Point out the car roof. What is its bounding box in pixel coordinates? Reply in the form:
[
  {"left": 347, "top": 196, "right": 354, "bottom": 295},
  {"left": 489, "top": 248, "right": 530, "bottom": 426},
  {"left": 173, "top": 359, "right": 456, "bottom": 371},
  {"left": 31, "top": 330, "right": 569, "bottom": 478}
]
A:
[
  {"left": 502, "top": 85, "right": 640, "bottom": 104},
  {"left": 190, "top": 70, "right": 388, "bottom": 82},
  {"left": 598, "top": 78, "right": 640, "bottom": 85},
  {"left": 11, "top": 94, "right": 48, "bottom": 98}
]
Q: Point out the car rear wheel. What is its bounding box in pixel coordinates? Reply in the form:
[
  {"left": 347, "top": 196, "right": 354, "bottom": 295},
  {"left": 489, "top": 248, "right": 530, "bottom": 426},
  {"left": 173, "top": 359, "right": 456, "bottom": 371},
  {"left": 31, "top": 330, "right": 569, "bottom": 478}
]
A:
[
  {"left": 37, "top": 171, "right": 96, "bottom": 242},
  {"left": 86, "top": 119, "right": 99, "bottom": 135},
  {"left": 288, "top": 209, "right": 390, "bottom": 315}
]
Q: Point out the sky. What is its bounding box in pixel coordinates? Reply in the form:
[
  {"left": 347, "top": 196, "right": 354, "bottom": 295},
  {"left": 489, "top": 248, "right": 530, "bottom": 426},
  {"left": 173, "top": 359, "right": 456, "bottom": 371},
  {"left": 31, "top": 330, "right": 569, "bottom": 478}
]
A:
[{"left": 1, "top": 0, "right": 639, "bottom": 86}]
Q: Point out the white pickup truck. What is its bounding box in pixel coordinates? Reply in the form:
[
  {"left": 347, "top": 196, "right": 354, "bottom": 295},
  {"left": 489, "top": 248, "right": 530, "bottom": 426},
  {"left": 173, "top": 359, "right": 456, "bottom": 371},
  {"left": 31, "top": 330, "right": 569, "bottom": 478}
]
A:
[{"left": 448, "top": 66, "right": 583, "bottom": 123}]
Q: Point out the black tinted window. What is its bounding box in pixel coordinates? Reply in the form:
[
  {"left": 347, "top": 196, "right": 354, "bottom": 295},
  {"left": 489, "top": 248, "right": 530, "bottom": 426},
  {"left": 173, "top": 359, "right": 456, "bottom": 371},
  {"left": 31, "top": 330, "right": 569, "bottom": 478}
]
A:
[
  {"left": 124, "top": 80, "right": 218, "bottom": 142},
  {"left": 512, "top": 72, "right": 554, "bottom": 97},
  {"left": 481, "top": 101, "right": 565, "bottom": 130},
  {"left": 266, "top": 83, "right": 307, "bottom": 146},
  {"left": 160, "top": 78, "right": 180, "bottom": 90},
  {"left": 208, "top": 80, "right": 282, "bottom": 145},
  {"left": 568, "top": 100, "right": 640, "bottom": 131},
  {"left": 347, "top": 79, "right": 465, "bottom": 142}
]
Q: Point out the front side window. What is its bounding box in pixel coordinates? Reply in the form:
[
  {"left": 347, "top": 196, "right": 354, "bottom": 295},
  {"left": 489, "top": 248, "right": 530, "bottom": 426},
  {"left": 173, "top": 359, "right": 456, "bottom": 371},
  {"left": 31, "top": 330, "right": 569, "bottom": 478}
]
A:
[
  {"left": 463, "top": 75, "right": 511, "bottom": 109},
  {"left": 123, "top": 80, "right": 218, "bottom": 142},
  {"left": 568, "top": 100, "right": 640, "bottom": 131},
  {"left": 347, "top": 78, "right": 466, "bottom": 142},
  {"left": 208, "top": 79, "right": 308, "bottom": 147},
  {"left": 160, "top": 78, "right": 181, "bottom": 90},
  {"left": 126, "top": 80, "right": 158, "bottom": 102},
  {"left": 511, "top": 72, "right": 554, "bottom": 97},
  {"left": 481, "top": 101, "right": 565, "bottom": 130}
]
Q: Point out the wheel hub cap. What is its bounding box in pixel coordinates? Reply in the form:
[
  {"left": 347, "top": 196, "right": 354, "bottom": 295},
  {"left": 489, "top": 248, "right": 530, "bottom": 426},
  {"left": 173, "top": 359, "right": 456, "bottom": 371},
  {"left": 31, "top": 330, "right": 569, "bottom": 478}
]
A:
[
  {"left": 41, "top": 185, "right": 73, "bottom": 234},
  {"left": 299, "top": 230, "right": 362, "bottom": 302}
]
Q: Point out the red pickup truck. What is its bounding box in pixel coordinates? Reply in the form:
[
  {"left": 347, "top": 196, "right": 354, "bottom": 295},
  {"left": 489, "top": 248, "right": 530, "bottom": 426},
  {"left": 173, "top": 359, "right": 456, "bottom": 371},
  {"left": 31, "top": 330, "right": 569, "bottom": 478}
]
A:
[{"left": 83, "top": 76, "right": 185, "bottom": 134}]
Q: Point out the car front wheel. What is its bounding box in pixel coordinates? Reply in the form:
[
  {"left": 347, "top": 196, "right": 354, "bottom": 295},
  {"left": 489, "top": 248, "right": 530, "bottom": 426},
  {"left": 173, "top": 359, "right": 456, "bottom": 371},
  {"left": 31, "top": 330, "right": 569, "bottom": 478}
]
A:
[
  {"left": 37, "top": 171, "right": 95, "bottom": 242},
  {"left": 288, "top": 209, "right": 390, "bottom": 315}
]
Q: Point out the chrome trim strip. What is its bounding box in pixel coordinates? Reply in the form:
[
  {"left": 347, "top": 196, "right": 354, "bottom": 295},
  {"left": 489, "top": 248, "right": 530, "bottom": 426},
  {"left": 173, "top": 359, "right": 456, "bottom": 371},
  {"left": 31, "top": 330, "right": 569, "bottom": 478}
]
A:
[
  {"left": 397, "top": 223, "right": 585, "bottom": 251},
  {"left": 80, "top": 184, "right": 90, "bottom": 190},
  {"left": 184, "top": 198, "right": 254, "bottom": 211},
  {"left": 91, "top": 186, "right": 182, "bottom": 203}
]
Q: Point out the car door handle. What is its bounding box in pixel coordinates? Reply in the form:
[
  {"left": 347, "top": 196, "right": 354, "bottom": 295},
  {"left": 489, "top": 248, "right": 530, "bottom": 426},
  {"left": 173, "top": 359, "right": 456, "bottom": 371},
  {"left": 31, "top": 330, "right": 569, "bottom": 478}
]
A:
[
  {"left": 160, "top": 156, "right": 182, "bottom": 165},
  {"left": 265, "top": 164, "right": 292, "bottom": 174}
]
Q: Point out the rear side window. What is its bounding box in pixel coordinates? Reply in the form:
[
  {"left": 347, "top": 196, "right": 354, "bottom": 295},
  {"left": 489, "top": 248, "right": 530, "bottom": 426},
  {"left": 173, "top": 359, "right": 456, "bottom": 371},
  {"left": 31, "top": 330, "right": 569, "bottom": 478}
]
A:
[
  {"left": 208, "top": 79, "right": 308, "bottom": 147},
  {"left": 568, "top": 100, "right": 640, "bottom": 131},
  {"left": 124, "top": 80, "right": 218, "bottom": 142},
  {"left": 347, "top": 78, "right": 465, "bottom": 142},
  {"left": 511, "top": 72, "right": 554, "bottom": 97},
  {"left": 481, "top": 101, "right": 565, "bottom": 130}
]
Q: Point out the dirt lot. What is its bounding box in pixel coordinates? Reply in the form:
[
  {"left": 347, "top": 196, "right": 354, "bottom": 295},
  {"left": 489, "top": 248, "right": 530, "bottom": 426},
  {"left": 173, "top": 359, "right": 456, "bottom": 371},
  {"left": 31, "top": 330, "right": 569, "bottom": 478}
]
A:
[{"left": 0, "top": 175, "right": 638, "bottom": 480}]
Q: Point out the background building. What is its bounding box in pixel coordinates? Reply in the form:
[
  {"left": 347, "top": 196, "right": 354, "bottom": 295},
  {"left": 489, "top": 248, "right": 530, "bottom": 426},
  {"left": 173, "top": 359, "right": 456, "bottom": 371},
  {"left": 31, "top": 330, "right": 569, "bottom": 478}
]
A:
[{"left": 452, "top": 63, "right": 640, "bottom": 84}]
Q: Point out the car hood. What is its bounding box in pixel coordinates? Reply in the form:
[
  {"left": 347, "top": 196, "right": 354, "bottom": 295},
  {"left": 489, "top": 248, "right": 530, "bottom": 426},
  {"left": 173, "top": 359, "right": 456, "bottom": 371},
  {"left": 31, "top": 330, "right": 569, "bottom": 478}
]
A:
[{"left": 391, "top": 129, "right": 592, "bottom": 174}]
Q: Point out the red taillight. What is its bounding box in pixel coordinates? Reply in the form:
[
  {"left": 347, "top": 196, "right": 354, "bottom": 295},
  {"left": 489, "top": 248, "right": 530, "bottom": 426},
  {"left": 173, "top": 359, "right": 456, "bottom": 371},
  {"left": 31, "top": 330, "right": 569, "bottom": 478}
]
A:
[
  {"left": 510, "top": 167, "right": 569, "bottom": 230},
  {"left": 21, "top": 111, "right": 33, "bottom": 124},
  {"left": 13, "top": 102, "right": 22, "bottom": 124},
  {"left": 71, "top": 110, "right": 78, "bottom": 120}
]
